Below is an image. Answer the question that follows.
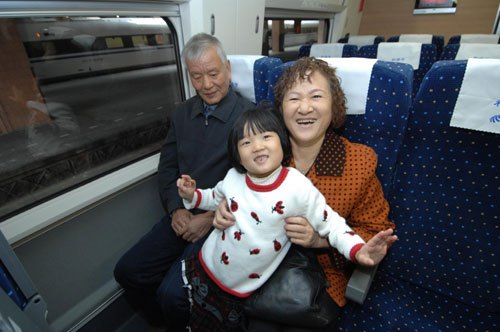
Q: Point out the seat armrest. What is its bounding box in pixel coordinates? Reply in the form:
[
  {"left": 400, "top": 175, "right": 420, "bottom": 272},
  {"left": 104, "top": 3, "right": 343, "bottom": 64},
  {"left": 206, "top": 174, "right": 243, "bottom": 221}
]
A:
[{"left": 345, "top": 264, "right": 378, "bottom": 304}]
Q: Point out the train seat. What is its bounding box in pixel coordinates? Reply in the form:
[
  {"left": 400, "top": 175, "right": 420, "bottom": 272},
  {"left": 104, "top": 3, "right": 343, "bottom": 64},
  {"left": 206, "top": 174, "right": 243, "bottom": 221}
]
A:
[
  {"left": 448, "top": 34, "right": 500, "bottom": 45},
  {"left": 321, "top": 58, "right": 413, "bottom": 198},
  {"left": 440, "top": 43, "right": 500, "bottom": 60},
  {"left": 338, "top": 59, "right": 500, "bottom": 331},
  {"left": 359, "top": 42, "right": 438, "bottom": 97},
  {"left": 269, "top": 58, "right": 413, "bottom": 198},
  {"left": 298, "top": 44, "right": 312, "bottom": 58},
  {"left": 337, "top": 35, "right": 385, "bottom": 48},
  {"left": 388, "top": 34, "right": 444, "bottom": 58},
  {"left": 309, "top": 43, "right": 358, "bottom": 58},
  {"left": 227, "top": 55, "right": 283, "bottom": 104}
]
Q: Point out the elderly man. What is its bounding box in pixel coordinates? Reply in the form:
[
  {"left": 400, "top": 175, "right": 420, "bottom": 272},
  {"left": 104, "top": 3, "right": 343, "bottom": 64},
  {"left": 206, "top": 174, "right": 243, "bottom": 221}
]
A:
[{"left": 114, "top": 33, "right": 254, "bottom": 331}]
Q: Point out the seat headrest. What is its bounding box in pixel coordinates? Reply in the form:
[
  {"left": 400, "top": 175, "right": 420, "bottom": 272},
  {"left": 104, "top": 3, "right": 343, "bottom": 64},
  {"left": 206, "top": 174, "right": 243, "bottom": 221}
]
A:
[
  {"left": 377, "top": 42, "right": 422, "bottom": 69},
  {"left": 347, "top": 35, "right": 377, "bottom": 48},
  {"left": 455, "top": 43, "right": 500, "bottom": 60},
  {"left": 227, "top": 55, "right": 264, "bottom": 103},
  {"left": 460, "top": 34, "right": 500, "bottom": 44},
  {"left": 319, "top": 57, "right": 377, "bottom": 115},
  {"left": 450, "top": 58, "right": 500, "bottom": 134},
  {"left": 399, "top": 34, "right": 433, "bottom": 44},
  {"left": 310, "top": 43, "right": 345, "bottom": 58}
]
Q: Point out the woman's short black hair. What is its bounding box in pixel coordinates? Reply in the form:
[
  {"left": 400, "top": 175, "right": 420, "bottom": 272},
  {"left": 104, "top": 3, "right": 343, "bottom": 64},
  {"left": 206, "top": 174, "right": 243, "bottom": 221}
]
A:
[{"left": 228, "top": 102, "right": 291, "bottom": 174}]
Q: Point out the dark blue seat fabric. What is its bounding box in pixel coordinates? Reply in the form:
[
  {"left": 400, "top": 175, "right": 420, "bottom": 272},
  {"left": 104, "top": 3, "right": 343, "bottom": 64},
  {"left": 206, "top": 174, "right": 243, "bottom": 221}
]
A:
[
  {"left": 358, "top": 43, "right": 438, "bottom": 97},
  {"left": 440, "top": 43, "right": 461, "bottom": 60},
  {"left": 388, "top": 35, "right": 444, "bottom": 58},
  {"left": 342, "top": 60, "right": 413, "bottom": 197},
  {"left": 338, "top": 60, "right": 500, "bottom": 331},
  {"left": 254, "top": 56, "right": 283, "bottom": 103},
  {"left": 298, "top": 44, "right": 312, "bottom": 58}
]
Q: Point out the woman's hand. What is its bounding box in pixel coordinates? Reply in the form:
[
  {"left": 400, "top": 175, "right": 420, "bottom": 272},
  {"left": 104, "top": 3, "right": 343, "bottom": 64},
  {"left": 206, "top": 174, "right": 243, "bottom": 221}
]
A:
[
  {"left": 284, "top": 216, "right": 330, "bottom": 248},
  {"left": 355, "top": 228, "right": 398, "bottom": 266},
  {"left": 213, "top": 199, "right": 235, "bottom": 230}
]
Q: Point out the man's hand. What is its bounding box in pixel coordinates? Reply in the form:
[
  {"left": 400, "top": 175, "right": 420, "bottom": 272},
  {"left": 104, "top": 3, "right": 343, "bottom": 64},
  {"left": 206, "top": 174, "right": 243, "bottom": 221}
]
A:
[
  {"left": 182, "top": 211, "right": 214, "bottom": 242},
  {"left": 171, "top": 208, "right": 192, "bottom": 236},
  {"left": 355, "top": 229, "right": 398, "bottom": 266}
]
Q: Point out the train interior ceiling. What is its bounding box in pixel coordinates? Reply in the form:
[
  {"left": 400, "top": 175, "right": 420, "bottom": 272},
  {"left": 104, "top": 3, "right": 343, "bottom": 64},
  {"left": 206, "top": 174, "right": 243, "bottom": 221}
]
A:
[{"left": 0, "top": 0, "right": 499, "bottom": 331}]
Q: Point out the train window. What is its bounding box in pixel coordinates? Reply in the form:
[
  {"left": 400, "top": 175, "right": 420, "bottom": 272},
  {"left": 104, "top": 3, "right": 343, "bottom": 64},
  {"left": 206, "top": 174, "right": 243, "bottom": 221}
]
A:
[
  {"left": 105, "top": 36, "right": 124, "bottom": 48},
  {"left": 0, "top": 16, "right": 182, "bottom": 220},
  {"left": 263, "top": 19, "right": 328, "bottom": 62}
]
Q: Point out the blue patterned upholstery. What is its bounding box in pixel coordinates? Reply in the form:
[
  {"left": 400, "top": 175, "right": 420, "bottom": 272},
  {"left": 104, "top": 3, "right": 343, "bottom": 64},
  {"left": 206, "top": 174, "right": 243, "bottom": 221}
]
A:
[
  {"left": 358, "top": 43, "right": 438, "bottom": 97},
  {"left": 448, "top": 35, "right": 461, "bottom": 44},
  {"left": 253, "top": 56, "right": 283, "bottom": 103},
  {"left": 266, "top": 61, "right": 295, "bottom": 102},
  {"left": 341, "top": 45, "right": 358, "bottom": 57},
  {"left": 357, "top": 44, "right": 378, "bottom": 58},
  {"left": 298, "top": 44, "right": 312, "bottom": 58},
  {"left": 388, "top": 35, "right": 444, "bottom": 58},
  {"left": 440, "top": 43, "right": 461, "bottom": 60},
  {"left": 343, "top": 61, "right": 413, "bottom": 197},
  {"left": 338, "top": 60, "right": 500, "bottom": 331},
  {"left": 228, "top": 55, "right": 282, "bottom": 104}
]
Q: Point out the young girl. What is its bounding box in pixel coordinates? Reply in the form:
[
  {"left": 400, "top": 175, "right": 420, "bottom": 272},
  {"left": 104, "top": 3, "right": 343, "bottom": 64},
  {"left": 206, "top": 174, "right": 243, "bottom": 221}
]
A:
[{"left": 178, "top": 105, "right": 396, "bottom": 331}]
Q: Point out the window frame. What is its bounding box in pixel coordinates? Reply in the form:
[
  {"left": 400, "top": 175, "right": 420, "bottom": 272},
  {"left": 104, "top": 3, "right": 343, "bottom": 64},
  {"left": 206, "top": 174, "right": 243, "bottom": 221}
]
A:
[{"left": 0, "top": 1, "right": 185, "bottom": 245}]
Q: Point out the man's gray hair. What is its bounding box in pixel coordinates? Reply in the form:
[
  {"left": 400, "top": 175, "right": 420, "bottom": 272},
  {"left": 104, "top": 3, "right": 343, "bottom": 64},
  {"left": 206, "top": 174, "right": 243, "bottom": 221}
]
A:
[{"left": 181, "top": 33, "right": 227, "bottom": 66}]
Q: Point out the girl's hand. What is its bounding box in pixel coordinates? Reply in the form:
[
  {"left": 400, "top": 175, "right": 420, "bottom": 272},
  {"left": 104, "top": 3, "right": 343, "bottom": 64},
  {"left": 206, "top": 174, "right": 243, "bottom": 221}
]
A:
[
  {"left": 355, "top": 229, "right": 398, "bottom": 266},
  {"left": 284, "top": 216, "right": 329, "bottom": 248},
  {"left": 213, "top": 199, "right": 235, "bottom": 230},
  {"left": 177, "top": 175, "right": 196, "bottom": 202}
]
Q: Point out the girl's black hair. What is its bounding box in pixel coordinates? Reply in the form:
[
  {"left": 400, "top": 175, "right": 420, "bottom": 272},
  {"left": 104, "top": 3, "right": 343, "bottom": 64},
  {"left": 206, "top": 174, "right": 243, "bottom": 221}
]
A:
[{"left": 228, "top": 102, "right": 291, "bottom": 174}]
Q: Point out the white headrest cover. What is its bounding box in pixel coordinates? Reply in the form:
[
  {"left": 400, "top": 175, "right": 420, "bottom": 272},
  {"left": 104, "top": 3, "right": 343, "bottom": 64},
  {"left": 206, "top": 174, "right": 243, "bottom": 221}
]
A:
[
  {"left": 450, "top": 58, "right": 500, "bottom": 134},
  {"left": 227, "top": 55, "right": 263, "bottom": 103},
  {"left": 455, "top": 43, "right": 500, "bottom": 60},
  {"left": 310, "top": 43, "right": 345, "bottom": 58},
  {"left": 319, "top": 57, "right": 377, "bottom": 115},
  {"left": 399, "top": 34, "right": 433, "bottom": 44},
  {"left": 460, "top": 34, "right": 500, "bottom": 44},
  {"left": 377, "top": 42, "right": 422, "bottom": 70}
]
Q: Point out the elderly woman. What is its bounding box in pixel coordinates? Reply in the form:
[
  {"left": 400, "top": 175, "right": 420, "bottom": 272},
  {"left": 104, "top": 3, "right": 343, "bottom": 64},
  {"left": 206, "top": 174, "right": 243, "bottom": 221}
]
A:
[{"left": 215, "top": 57, "right": 396, "bottom": 331}]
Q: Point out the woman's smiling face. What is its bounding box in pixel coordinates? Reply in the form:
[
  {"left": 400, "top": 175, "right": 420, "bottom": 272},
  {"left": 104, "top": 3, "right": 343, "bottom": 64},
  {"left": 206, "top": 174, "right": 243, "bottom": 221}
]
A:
[{"left": 282, "top": 71, "right": 333, "bottom": 148}]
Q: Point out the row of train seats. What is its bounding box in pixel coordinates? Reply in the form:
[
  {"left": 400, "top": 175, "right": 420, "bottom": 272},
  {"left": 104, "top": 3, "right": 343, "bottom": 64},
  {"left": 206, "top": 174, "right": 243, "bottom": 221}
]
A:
[
  {"left": 227, "top": 55, "right": 500, "bottom": 331},
  {"left": 337, "top": 57, "right": 500, "bottom": 332},
  {"left": 299, "top": 33, "right": 500, "bottom": 99}
]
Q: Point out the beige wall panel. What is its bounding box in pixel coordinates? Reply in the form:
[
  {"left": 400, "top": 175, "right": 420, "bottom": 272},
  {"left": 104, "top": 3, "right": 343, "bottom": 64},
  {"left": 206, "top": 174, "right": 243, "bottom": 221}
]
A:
[{"left": 358, "top": 0, "right": 499, "bottom": 42}]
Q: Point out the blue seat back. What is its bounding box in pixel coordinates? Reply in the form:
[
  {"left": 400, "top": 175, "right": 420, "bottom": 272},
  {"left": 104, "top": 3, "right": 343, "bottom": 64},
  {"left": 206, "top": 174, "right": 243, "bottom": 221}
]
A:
[
  {"left": 298, "top": 44, "right": 312, "bottom": 58},
  {"left": 359, "top": 43, "right": 438, "bottom": 97},
  {"left": 342, "top": 60, "right": 413, "bottom": 197},
  {"left": 227, "top": 55, "right": 283, "bottom": 103},
  {"left": 385, "top": 60, "right": 500, "bottom": 312}
]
